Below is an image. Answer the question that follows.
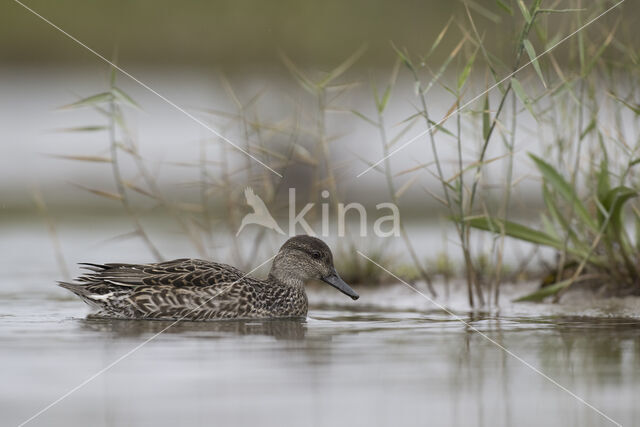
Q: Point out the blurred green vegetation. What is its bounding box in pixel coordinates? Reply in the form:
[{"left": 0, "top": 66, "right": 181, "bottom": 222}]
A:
[{"left": 3, "top": 0, "right": 638, "bottom": 67}]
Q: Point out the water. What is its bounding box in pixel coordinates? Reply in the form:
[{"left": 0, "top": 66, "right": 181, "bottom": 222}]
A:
[
  {"left": 2, "top": 295, "right": 639, "bottom": 427},
  {"left": 0, "top": 65, "right": 545, "bottom": 210},
  {"left": 1, "top": 220, "right": 639, "bottom": 426}
]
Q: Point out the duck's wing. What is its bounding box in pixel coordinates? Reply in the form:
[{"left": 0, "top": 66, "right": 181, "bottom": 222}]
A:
[
  {"left": 59, "top": 259, "right": 266, "bottom": 319},
  {"left": 74, "top": 258, "right": 247, "bottom": 288}
]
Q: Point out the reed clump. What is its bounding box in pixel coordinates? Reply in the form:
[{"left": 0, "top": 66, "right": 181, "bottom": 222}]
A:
[{"left": 52, "top": 1, "right": 638, "bottom": 306}]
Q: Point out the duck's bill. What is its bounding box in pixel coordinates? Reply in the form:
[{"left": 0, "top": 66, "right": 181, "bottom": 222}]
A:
[{"left": 322, "top": 269, "right": 359, "bottom": 300}]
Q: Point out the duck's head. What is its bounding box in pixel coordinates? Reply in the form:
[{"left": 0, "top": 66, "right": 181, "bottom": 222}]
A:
[{"left": 269, "top": 235, "right": 359, "bottom": 300}]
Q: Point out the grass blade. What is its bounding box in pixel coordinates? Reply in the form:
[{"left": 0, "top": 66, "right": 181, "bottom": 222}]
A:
[
  {"left": 600, "top": 186, "right": 637, "bottom": 232},
  {"left": 54, "top": 126, "right": 108, "bottom": 133},
  {"left": 482, "top": 93, "right": 490, "bottom": 140},
  {"left": 318, "top": 45, "right": 367, "bottom": 88},
  {"left": 70, "top": 182, "right": 122, "bottom": 201},
  {"left": 47, "top": 154, "right": 112, "bottom": 163},
  {"left": 517, "top": 0, "right": 532, "bottom": 23},
  {"left": 350, "top": 109, "right": 377, "bottom": 127},
  {"left": 279, "top": 51, "right": 316, "bottom": 94},
  {"left": 465, "top": 0, "right": 502, "bottom": 23},
  {"left": 424, "top": 16, "right": 454, "bottom": 59},
  {"left": 457, "top": 48, "right": 478, "bottom": 90},
  {"left": 596, "top": 159, "right": 610, "bottom": 205},
  {"left": 496, "top": 0, "right": 513, "bottom": 15},
  {"left": 529, "top": 154, "right": 597, "bottom": 231},
  {"left": 523, "top": 39, "right": 547, "bottom": 88},
  {"left": 514, "top": 279, "right": 572, "bottom": 302},
  {"left": 511, "top": 78, "right": 534, "bottom": 116},
  {"left": 59, "top": 92, "right": 112, "bottom": 110},
  {"left": 466, "top": 216, "right": 563, "bottom": 248},
  {"left": 112, "top": 87, "right": 141, "bottom": 110}
]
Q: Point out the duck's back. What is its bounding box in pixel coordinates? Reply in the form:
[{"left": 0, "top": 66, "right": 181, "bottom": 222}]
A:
[{"left": 58, "top": 258, "right": 306, "bottom": 320}]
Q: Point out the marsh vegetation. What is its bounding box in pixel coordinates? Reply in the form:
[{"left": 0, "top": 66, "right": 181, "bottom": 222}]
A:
[{"left": 36, "top": 0, "right": 639, "bottom": 309}]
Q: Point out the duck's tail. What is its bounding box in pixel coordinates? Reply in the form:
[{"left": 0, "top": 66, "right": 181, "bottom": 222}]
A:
[
  {"left": 58, "top": 281, "right": 111, "bottom": 309},
  {"left": 58, "top": 281, "right": 89, "bottom": 296}
]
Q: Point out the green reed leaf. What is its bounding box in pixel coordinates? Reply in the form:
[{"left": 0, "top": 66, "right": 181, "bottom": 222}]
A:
[
  {"left": 482, "top": 93, "right": 490, "bottom": 140},
  {"left": 457, "top": 49, "right": 478, "bottom": 90},
  {"left": 59, "top": 92, "right": 113, "bottom": 110},
  {"left": 466, "top": 216, "right": 562, "bottom": 248},
  {"left": 514, "top": 279, "right": 572, "bottom": 302},
  {"left": 529, "top": 154, "right": 597, "bottom": 232},
  {"left": 511, "top": 78, "right": 534, "bottom": 116},
  {"left": 112, "top": 87, "right": 141, "bottom": 110},
  {"left": 517, "top": 0, "right": 532, "bottom": 23},
  {"left": 523, "top": 39, "right": 547, "bottom": 88}
]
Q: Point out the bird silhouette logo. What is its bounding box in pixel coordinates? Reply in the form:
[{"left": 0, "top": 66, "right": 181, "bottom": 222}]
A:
[{"left": 236, "top": 187, "right": 285, "bottom": 236}]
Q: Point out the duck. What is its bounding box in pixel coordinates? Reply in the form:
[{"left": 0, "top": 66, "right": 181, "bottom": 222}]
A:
[{"left": 58, "top": 235, "right": 359, "bottom": 320}]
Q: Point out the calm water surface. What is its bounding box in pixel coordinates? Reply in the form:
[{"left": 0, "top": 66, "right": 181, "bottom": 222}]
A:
[
  {"left": 1, "top": 224, "right": 639, "bottom": 427},
  {"left": 2, "top": 294, "right": 639, "bottom": 426}
]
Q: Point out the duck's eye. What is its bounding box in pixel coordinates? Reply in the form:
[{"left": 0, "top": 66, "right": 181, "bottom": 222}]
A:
[{"left": 311, "top": 251, "right": 322, "bottom": 259}]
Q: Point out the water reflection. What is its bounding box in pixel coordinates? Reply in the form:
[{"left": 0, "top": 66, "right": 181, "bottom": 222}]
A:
[
  {"left": 3, "top": 300, "right": 640, "bottom": 426},
  {"left": 79, "top": 316, "right": 307, "bottom": 340}
]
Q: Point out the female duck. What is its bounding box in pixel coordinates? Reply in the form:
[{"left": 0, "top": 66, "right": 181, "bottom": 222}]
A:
[{"left": 59, "top": 235, "right": 358, "bottom": 320}]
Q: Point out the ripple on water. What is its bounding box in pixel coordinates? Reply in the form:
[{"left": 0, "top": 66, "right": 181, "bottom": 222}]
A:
[{"left": 1, "top": 280, "right": 639, "bottom": 426}]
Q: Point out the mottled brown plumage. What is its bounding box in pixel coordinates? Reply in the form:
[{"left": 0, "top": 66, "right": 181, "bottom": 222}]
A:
[{"left": 58, "top": 235, "right": 358, "bottom": 320}]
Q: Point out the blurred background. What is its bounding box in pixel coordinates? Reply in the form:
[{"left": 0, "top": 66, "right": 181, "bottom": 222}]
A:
[
  {"left": 2, "top": 0, "right": 636, "bottom": 205},
  {"left": 1, "top": 0, "right": 639, "bottom": 284}
]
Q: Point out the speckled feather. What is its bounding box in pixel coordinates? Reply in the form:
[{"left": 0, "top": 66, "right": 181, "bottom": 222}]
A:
[{"left": 58, "top": 236, "right": 353, "bottom": 320}]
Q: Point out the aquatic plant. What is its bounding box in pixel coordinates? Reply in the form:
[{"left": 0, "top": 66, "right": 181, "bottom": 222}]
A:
[
  {"left": 369, "top": 0, "right": 640, "bottom": 306},
  {"left": 359, "top": 0, "right": 551, "bottom": 306},
  {"left": 469, "top": 154, "right": 639, "bottom": 301},
  {"left": 48, "top": 0, "right": 639, "bottom": 306},
  {"left": 334, "top": 240, "right": 398, "bottom": 286},
  {"left": 462, "top": 1, "right": 640, "bottom": 301}
]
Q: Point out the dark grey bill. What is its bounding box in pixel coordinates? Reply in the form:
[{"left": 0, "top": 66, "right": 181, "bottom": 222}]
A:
[{"left": 321, "top": 269, "right": 359, "bottom": 300}]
